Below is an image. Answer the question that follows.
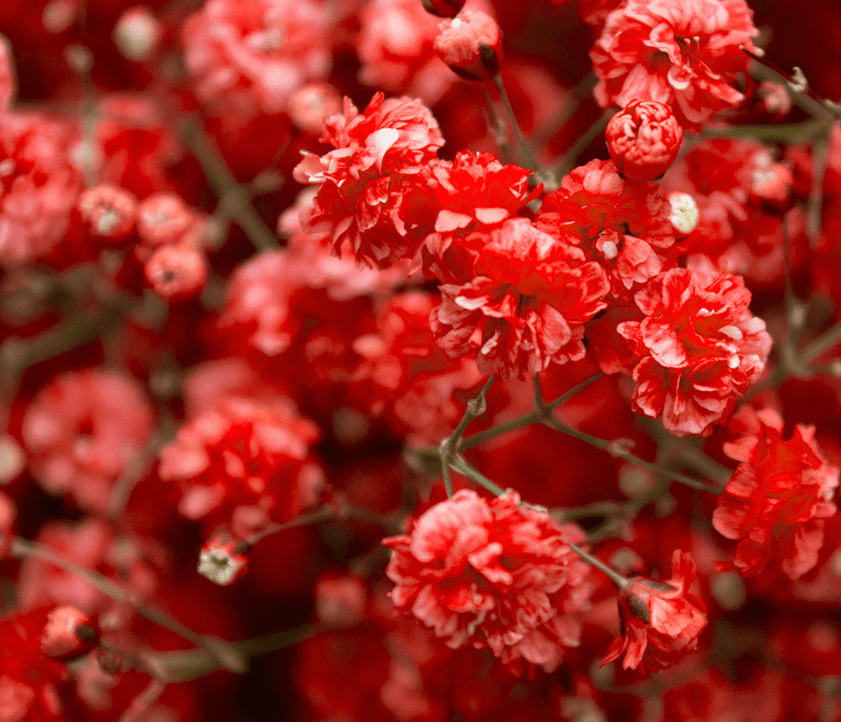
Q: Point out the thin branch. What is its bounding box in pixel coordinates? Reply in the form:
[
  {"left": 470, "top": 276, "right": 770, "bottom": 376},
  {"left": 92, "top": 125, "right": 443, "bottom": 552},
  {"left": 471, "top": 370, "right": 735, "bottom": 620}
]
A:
[
  {"left": 439, "top": 377, "right": 494, "bottom": 496},
  {"left": 179, "top": 117, "right": 279, "bottom": 252}
]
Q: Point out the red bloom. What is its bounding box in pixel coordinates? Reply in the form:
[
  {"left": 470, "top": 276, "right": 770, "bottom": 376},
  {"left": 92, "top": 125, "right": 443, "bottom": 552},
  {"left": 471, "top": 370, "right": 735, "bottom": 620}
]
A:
[
  {"left": 618, "top": 267, "right": 771, "bottom": 436},
  {"left": 144, "top": 244, "right": 209, "bottom": 301},
  {"left": 351, "top": 290, "right": 486, "bottom": 445},
  {"left": 22, "top": 370, "right": 155, "bottom": 515},
  {"left": 0, "top": 610, "right": 72, "bottom": 722},
  {"left": 0, "top": 112, "right": 83, "bottom": 266},
  {"left": 605, "top": 100, "right": 683, "bottom": 181},
  {"left": 417, "top": 151, "right": 541, "bottom": 284},
  {"left": 430, "top": 218, "right": 609, "bottom": 379},
  {"left": 76, "top": 184, "right": 138, "bottom": 246},
  {"left": 182, "top": 0, "right": 332, "bottom": 116},
  {"left": 603, "top": 550, "right": 707, "bottom": 675},
  {"left": 294, "top": 92, "right": 444, "bottom": 268},
  {"left": 383, "top": 489, "right": 594, "bottom": 674},
  {"left": 157, "top": 396, "right": 327, "bottom": 539},
  {"left": 536, "top": 160, "right": 677, "bottom": 299},
  {"left": 590, "top": 0, "right": 759, "bottom": 130},
  {"left": 713, "top": 407, "right": 839, "bottom": 579}
]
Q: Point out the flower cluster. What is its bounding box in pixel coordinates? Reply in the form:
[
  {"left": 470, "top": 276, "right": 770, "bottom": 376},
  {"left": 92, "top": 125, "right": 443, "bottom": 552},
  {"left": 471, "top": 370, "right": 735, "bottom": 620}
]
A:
[{"left": 2, "top": 0, "right": 840, "bottom": 719}]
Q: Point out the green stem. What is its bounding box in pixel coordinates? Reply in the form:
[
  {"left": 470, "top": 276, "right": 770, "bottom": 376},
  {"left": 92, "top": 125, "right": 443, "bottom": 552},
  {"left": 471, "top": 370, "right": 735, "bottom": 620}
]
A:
[
  {"left": 544, "top": 418, "right": 722, "bottom": 493},
  {"left": 459, "top": 372, "right": 604, "bottom": 450},
  {"left": 449, "top": 455, "right": 505, "bottom": 497},
  {"left": 568, "top": 542, "right": 629, "bottom": 590},
  {"left": 493, "top": 75, "right": 541, "bottom": 172},
  {"left": 10, "top": 537, "right": 244, "bottom": 673},
  {"left": 439, "top": 377, "right": 494, "bottom": 496},
  {"left": 482, "top": 83, "right": 510, "bottom": 164}
]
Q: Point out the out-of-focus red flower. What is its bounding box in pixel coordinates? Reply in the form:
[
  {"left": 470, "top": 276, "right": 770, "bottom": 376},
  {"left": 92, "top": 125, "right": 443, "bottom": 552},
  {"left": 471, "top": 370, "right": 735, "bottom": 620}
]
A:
[
  {"left": 430, "top": 217, "right": 609, "bottom": 379},
  {"left": 144, "top": 244, "right": 208, "bottom": 301},
  {"left": 0, "top": 112, "right": 83, "bottom": 266},
  {"left": 158, "top": 395, "right": 327, "bottom": 539},
  {"left": 617, "top": 267, "right": 772, "bottom": 436},
  {"left": 22, "top": 370, "right": 155, "bottom": 515},
  {"left": 602, "top": 549, "right": 707, "bottom": 675},
  {"left": 713, "top": 407, "right": 839, "bottom": 579},
  {"left": 433, "top": 11, "right": 503, "bottom": 82},
  {"left": 76, "top": 184, "right": 138, "bottom": 246},
  {"left": 748, "top": 162, "right": 794, "bottom": 216},
  {"left": 536, "top": 159, "right": 677, "bottom": 299},
  {"left": 416, "top": 151, "right": 541, "bottom": 284},
  {"left": 661, "top": 138, "right": 799, "bottom": 285},
  {"left": 288, "top": 83, "right": 343, "bottom": 136},
  {"left": 351, "top": 290, "right": 486, "bottom": 445},
  {"left": 0, "top": 491, "right": 14, "bottom": 559},
  {"left": 606, "top": 100, "right": 683, "bottom": 181},
  {"left": 294, "top": 92, "right": 444, "bottom": 268},
  {"left": 0, "top": 35, "right": 15, "bottom": 111},
  {"left": 383, "top": 489, "right": 594, "bottom": 674},
  {"left": 17, "top": 519, "right": 161, "bottom": 617},
  {"left": 182, "top": 0, "right": 333, "bottom": 116},
  {"left": 590, "top": 0, "right": 759, "bottom": 130},
  {"left": 0, "top": 609, "right": 72, "bottom": 722},
  {"left": 40, "top": 606, "right": 99, "bottom": 662}
]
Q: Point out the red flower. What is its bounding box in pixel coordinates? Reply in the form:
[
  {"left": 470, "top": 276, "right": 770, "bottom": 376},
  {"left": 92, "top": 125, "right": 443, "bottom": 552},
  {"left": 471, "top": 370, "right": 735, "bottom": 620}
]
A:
[
  {"left": 182, "top": 0, "right": 332, "bottom": 116},
  {"left": 383, "top": 489, "right": 594, "bottom": 674},
  {"left": 22, "top": 370, "right": 155, "bottom": 515},
  {"left": 0, "top": 610, "right": 72, "bottom": 722},
  {"left": 294, "top": 92, "right": 444, "bottom": 268},
  {"left": 618, "top": 267, "right": 771, "bottom": 436},
  {"left": 536, "top": 160, "right": 676, "bottom": 299},
  {"left": 158, "top": 396, "right": 327, "bottom": 539},
  {"left": 606, "top": 100, "right": 683, "bottom": 182},
  {"left": 602, "top": 550, "right": 707, "bottom": 675},
  {"left": 713, "top": 407, "right": 839, "bottom": 579},
  {"left": 417, "top": 151, "right": 541, "bottom": 284},
  {"left": 429, "top": 218, "right": 609, "bottom": 379},
  {"left": 590, "top": 0, "right": 759, "bottom": 130}
]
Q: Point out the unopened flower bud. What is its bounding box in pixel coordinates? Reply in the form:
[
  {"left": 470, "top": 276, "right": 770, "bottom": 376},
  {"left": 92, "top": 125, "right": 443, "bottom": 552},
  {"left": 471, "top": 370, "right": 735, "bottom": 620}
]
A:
[
  {"left": 41, "top": 606, "right": 100, "bottom": 662},
  {"left": 144, "top": 245, "right": 208, "bottom": 301},
  {"left": 288, "top": 83, "right": 342, "bottom": 136},
  {"left": 748, "top": 162, "right": 794, "bottom": 215},
  {"left": 433, "top": 11, "right": 503, "bottom": 81},
  {"left": 137, "top": 192, "right": 195, "bottom": 249},
  {"left": 198, "top": 532, "right": 249, "bottom": 586},
  {"left": 667, "top": 192, "right": 698, "bottom": 237},
  {"left": 421, "top": 0, "right": 466, "bottom": 18},
  {"left": 77, "top": 184, "right": 138, "bottom": 245},
  {"left": 113, "top": 7, "right": 161, "bottom": 62},
  {"left": 606, "top": 100, "right": 683, "bottom": 181}
]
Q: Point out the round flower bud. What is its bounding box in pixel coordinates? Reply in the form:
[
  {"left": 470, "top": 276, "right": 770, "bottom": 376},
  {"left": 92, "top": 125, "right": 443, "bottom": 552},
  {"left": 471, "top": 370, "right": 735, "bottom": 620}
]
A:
[
  {"left": 433, "top": 11, "right": 503, "bottom": 81},
  {"left": 77, "top": 184, "right": 138, "bottom": 245},
  {"left": 748, "top": 162, "right": 794, "bottom": 215},
  {"left": 144, "top": 245, "right": 208, "bottom": 301},
  {"left": 41, "top": 606, "right": 100, "bottom": 662},
  {"left": 421, "top": 0, "right": 466, "bottom": 18},
  {"left": 288, "top": 83, "right": 342, "bottom": 136},
  {"left": 198, "top": 532, "right": 249, "bottom": 586},
  {"left": 606, "top": 100, "right": 683, "bottom": 181},
  {"left": 667, "top": 192, "right": 699, "bottom": 237},
  {"left": 137, "top": 192, "right": 195, "bottom": 249},
  {"left": 113, "top": 7, "right": 162, "bottom": 62}
]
